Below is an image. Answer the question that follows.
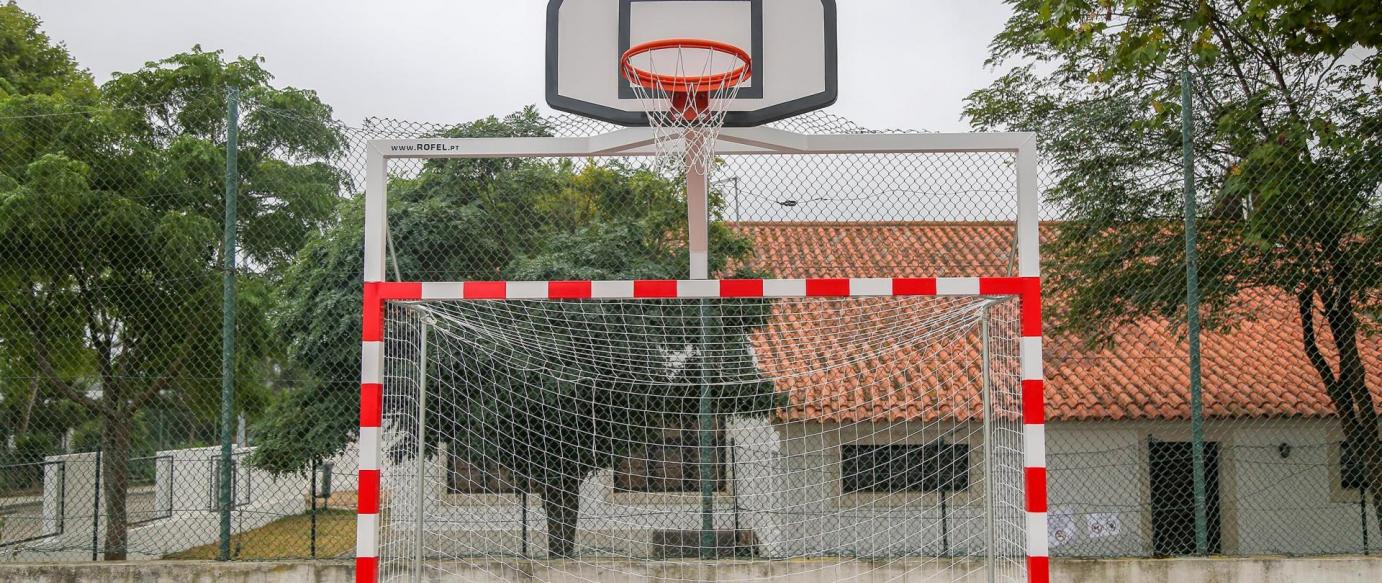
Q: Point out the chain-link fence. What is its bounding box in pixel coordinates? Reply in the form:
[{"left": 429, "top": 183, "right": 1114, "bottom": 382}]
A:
[
  {"left": 1, "top": 68, "right": 1378, "bottom": 565},
  {"left": 1033, "top": 70, "right": 1382, "bottom": 558},
  {"left": 0, "top": 77, "right": 372, "bottom": 560}
]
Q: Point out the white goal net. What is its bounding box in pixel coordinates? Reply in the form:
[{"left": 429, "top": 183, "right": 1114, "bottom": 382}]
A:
[{"left": 375, "top": 292, "right": 1026, "bottom": 582}]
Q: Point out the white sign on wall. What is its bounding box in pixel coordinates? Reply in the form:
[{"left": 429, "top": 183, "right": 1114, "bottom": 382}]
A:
[
  {"left": 1086, "top": 513, "right": 1122, "bottom": 538},
  {"left": 1049, "top": 509, "right": 1077, "bottom": 547}
]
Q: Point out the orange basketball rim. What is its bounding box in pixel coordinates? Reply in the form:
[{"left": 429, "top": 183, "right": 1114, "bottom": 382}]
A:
[{"left": 620, "top": 38, "right": 752, "bottom": 121}]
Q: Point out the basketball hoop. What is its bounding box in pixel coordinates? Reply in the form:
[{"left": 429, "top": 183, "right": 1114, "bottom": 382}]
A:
[{"left": 621, "top": 38, "right": 752, "bottom": 171}]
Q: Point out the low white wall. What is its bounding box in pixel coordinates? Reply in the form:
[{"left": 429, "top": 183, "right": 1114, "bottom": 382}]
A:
[
  {"left": 6, "top": 452, "right": 102, "bottom": 561},
  {"left": 4, "top": 557, "right": 1382, "bottom": 583},
  {"left": 119, "top": 446, "right": 309, "bottom": 558},
  {"left": 7, "top": 444, "right": 361, "bottom": 561}
]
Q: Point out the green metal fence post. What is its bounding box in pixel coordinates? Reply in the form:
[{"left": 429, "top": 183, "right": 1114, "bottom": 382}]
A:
[
  {"left": 699, "top": 299, "right": 715, "bottom": 558},
  {"left": 310, "top": 459, "right": 318, "bottom": 559},
  {"left": 91, "top": 445, "right": 101, "bottom": 561},
  {"left": 218, "top": 86, "right": 240, "bottom": 562},
  {"left": 1181, "top": 69, "right": 1209, "bottom": 556}
]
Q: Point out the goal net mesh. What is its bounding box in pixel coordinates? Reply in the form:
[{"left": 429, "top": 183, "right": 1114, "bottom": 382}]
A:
[{"left": 377, "top": 294, "right": 1025, "bottom": 582}]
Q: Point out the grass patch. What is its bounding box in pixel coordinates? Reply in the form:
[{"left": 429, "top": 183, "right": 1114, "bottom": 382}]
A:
[{"left": 165, "top": 508, "right": 355, "bottom": 560}]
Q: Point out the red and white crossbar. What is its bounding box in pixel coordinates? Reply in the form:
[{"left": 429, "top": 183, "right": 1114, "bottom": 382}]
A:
[{"left": 355, "top": 276, "right": 1047, "bottom": 583}]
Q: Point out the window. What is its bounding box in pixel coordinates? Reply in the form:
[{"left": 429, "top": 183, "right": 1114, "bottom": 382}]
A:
[
  {"left": 1341, "top": 439, "right": 1367, "bottom": 491},
  {"left": 615, "top": 418, "right": 726, "bottom": 493},
  {"left": 841, "top": 442, "right": 970, "bottom": 493},
  {"left": 447, "top": 457, "right": 520, "bottom": 494}
]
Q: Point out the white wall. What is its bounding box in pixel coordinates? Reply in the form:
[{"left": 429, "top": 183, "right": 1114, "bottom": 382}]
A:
[
  {"left": 6, "top": 452, "right": 101, "bottom": 561},
  {"left": 1219, "top": 421, "right": 1381, "bottom": 555},
  {"left": 383, "top": 417, "right": 1026, "bottom": 565},
  {"left": 765, "top": 420, "right": 1024, "bottom": 560},
  {"left": 120, "top": 446, "right": 310, "bottom": 558},
  {"left": 380, "top": 417, "right": 1382, "bottom": 561},
  {"left": 1043, "top": 422, "right": 1146, "bottom": 557},
  {"left": 381, "top": 417, "right": 786, "bottom": 559},
  {"left": 9, "top": 417, "right": 1377, "bottom": 563},
  {"left": 1044, "top": 418, "right": 1382, "bottom": 557}
]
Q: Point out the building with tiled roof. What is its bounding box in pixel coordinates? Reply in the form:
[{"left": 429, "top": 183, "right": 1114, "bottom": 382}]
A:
[
  {"left": 732, "top": 221, "right": 1382, "bottom": 557},
  {"left": 732, "top": 221, "right": 1382, "bottom": 422}
]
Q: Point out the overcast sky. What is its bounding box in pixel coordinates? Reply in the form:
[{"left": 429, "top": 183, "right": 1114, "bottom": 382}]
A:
[{"left": 20, "top": 0, "right": 1013, "bottom": 132}]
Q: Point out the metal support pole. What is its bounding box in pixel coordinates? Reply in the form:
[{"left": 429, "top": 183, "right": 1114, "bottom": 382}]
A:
[
  {"left": 413, "top": 318, "right": 429, "bottom": 582},
  {"left": 520, "top": 490, "right": 529, "bottom": 557},
  {"left": 310, "top": 459, "right": 318, "bottom": 559},
  {"left": 91, "top": 445, "right": 101, "bottom": 561},
  {"left": 732, "top": 176, "right": 741, "bottom": 223},
  {"left": 218, "top": 86, "right": 240, "bottom": 562},
  {"left": 698, "top": 299, "right": 715, "bottom": 557},
  {"left": 1181, "top": 70, "right": 1209, "bottom": 555},
  {"left": 1362, "top": 484, "right": 1370, "bottom": 555},
  {"left": 686, "top": 130, "right": 709, "bottom": 280},
  {"left": 940, "top": 478, "right": 950, "bottom": 556},
  {"left": 730, "top": 438, "right": 741, "bottom": 536},
  {"left": 686, "top": 129, "right": 716, "bottom": 556},
  {"left": 981, "top": 306, "right": 996, "bottom": 583}
]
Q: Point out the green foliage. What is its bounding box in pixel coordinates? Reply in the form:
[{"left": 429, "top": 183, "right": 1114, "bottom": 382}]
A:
[
  {"left": 0, "top": 1, "right": 96, "bottom": 99},
  {"left": 967, "top": 0, "right": 1382, "bottom": 524},
  {"left": 102, "top": 46, "right": 348, "bottom": 271},
  {"left": 967, "top": 0, "right": 1382, "bottom": 344},
  {"left": 0, "top": 45, "right": 344, "bottom": 420},
  {"left": 1259, "top": 0, "right": 1382, "bottom": 65},
  {"left": 0, "top": 3, "right": 346, "bottom": 556},
  {"left": 252, "top": 107, "right": 766, "bottom": 475}
]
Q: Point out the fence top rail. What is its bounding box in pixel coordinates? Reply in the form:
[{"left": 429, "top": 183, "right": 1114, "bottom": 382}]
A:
[{"left": 0, "top": 459, "right": 66, "bottom": 470}]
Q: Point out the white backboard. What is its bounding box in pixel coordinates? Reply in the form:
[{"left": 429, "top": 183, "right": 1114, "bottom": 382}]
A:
[{"left": 546, "top": 0, "right": 837, "bottom": 127}]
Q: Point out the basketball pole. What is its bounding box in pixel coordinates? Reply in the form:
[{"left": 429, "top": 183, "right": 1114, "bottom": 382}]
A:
[
  {"left": 685, "top": 128, "right": 717, "bottom": 557},
  {"left": 686, "top": 129, "right": 709, "bottom": 280}
]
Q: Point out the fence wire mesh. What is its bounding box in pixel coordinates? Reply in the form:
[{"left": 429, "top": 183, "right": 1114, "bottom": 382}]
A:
[{"left": 0, "top": 69, "right": 1378, "bottom": 567}]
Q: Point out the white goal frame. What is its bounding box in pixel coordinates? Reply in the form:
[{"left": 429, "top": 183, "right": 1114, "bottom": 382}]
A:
[{"left": 355, "top": 127, "right": 1046, "bottom": 583}]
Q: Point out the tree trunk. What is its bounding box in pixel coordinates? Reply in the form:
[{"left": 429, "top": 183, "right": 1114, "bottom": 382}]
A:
[
  {"left": 99, "top": 408, "right": 133, "bottom": 560},
  {"left": 541, "top": 474, "right": 582, "bottom": 559},
  {"left": 1321, "top": 289, "right": 1382, "bottom": 533},
  {"left": 17, "top": 376, "right": 39, "bottom": 438}
]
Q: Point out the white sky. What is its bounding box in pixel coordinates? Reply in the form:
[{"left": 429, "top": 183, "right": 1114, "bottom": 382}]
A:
[{"left": 20, "top": 0, "right": 1013, "bottom": 132}]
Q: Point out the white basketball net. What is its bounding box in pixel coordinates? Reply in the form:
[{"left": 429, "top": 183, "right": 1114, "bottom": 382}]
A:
[{"left": 621, "top": 42, "right": 753, "bottom": 172}]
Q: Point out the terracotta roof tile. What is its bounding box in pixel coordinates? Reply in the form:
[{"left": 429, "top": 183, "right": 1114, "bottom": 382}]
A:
[{"left": 737, "top": 222, "right": 1382, "bottom": 422}]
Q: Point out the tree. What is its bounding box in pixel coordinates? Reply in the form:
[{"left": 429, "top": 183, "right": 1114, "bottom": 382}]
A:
[
  {"left": 1266, "top": 0, "right": 1382, "bottom": 60},
  {"left": 0, "top": 1, "right": 96, "bottom": 100},
  {"left": 255, "top": 107, "right": 773, "bottom": 557},
  {"left": 0, "top": 0, "right": 100, "bottom": 491},
  {"left": 0, "top": 30, "right": 344, "bottom": 557},
  {"left": 966, "top": 0, "right": 1381, "bottom": 528}
]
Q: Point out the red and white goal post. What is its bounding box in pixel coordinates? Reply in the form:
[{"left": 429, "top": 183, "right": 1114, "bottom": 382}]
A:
[{"left": 354, "top": 128, "right": 1046, "bottom": 583}]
